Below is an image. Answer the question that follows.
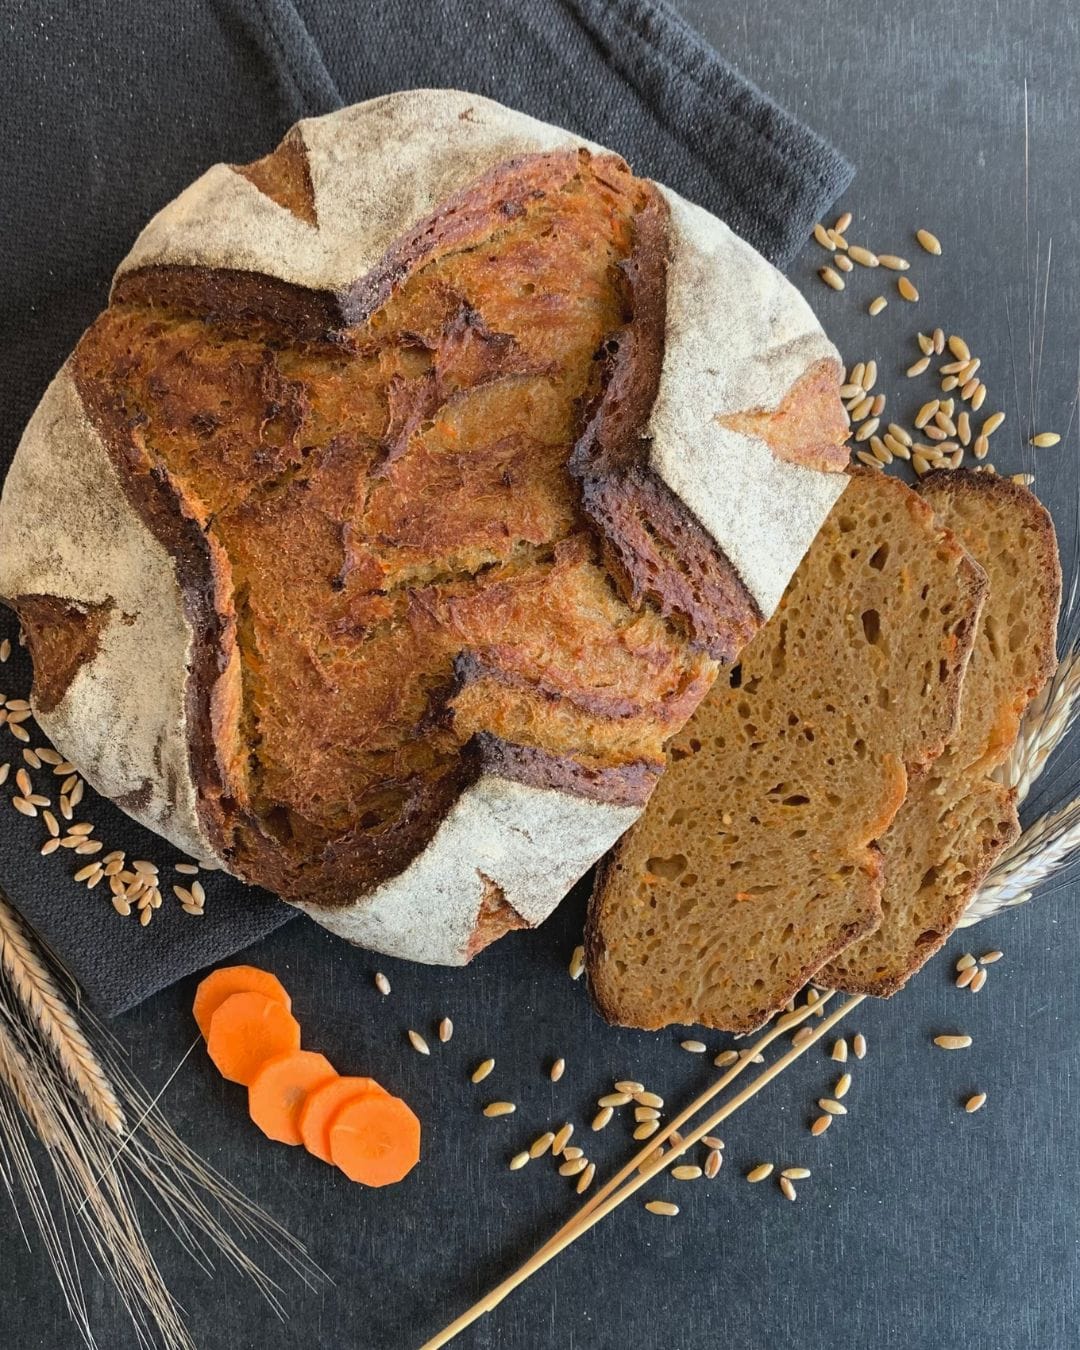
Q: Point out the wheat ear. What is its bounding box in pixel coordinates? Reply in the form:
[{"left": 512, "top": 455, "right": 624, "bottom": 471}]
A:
[{"left": 0, "top": 892, "right": 125, "bottom": 1135}]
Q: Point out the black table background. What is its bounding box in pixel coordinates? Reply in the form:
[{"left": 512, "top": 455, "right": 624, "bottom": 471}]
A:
[{"left": 3, "top": 1, "right": 1080, "bottom": 1347}]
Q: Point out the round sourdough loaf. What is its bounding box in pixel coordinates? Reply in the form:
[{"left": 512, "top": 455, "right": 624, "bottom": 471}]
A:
[{"left": 0, "top": 90, "right": 849, "bottom": 964}]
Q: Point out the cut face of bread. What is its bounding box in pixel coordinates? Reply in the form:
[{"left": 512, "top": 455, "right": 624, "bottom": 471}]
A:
[
  {"left": 587, "top": 471, "right": 987, "bottom": 1032},
  {"left": 821, "top": 470, "right": 1060, "bottom": 996},
  {"left": 0, "top": 92, "right": 849, "bottom": 965}
]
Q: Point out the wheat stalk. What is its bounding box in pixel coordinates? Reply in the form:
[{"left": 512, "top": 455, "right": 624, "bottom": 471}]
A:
[
  {"left": 993, "top": 644, "right": 1080, "bottom": 806},
  {"left": 0, "top": 893, "right": 326, "bottom": 1348},
  {"left": 0, "top": 891, "right": 125, "bottom": 1135}
]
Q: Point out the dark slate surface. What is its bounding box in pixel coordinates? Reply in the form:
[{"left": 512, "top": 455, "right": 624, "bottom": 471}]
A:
[{"left": 3, "top": 2, "right": 1080, "bottom": 1349}]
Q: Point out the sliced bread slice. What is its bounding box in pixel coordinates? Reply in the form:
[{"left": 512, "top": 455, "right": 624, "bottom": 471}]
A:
[
  {"left": 820, "top": 470, "right": 1060, "bottom": 996},
  {"left": 586, "top": 470, "right": 987, "bottom": 1032}
]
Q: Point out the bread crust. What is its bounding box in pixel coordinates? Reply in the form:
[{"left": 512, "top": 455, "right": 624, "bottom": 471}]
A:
[{"left": 0, "top": 92, "right": 849, "bottom": 965}]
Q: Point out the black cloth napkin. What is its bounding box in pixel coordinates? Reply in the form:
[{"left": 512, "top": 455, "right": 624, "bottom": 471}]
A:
[{"left": 0, "top": 0, "right": 853, "bottom": 1015}]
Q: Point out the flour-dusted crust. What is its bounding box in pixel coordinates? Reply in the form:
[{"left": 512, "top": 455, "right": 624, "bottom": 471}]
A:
[{"left": 0, "top": 91, "right": 847, "bottom": 965}]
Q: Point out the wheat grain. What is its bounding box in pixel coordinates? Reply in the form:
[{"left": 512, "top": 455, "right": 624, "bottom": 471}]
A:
[
  {"left": 746, "top": 1162, "right": 774, "bottom": 1182},
  {"left": 509, "top": 1152, "right": 529, "bottom": 1171},
  {"left": 917, "top": 229, "right": 943, "bottom": 255},
  {"left": 483, "top": 1101, "right": 516, "bottom": 1118},
  {"left": 933, "top": 1034, "right": 972, "bottom": 1050},
  {"left": 965, "top": 1093, "right": 987, "bottom": 1113},
  {"left": 869, "top": 296, "right": 888, "bottom": 315},
  {"left": 644, "top": 1200, "right": 679, "bottom": 1217},
  {"left": 779, "top": 1176, "right": 798, "bottom": 1201},
  {"left": 550, "top": 1058, "right": 566, "bottom": 1082},
  {"left": 471, "top": 1058, "right": 495, "bottom": 1084},
  {"left": 810, "top": 1115, "right": 831, "bottom": 1136},
  {"left": 1031, "top": 432, "right": 1061, "bottom": 447},
  {"left": 820, "top": 267, "right": 845, "bottom": 290},
  {"left": 408, "top": 1030, "right": 430, "bottom": 1056},
  {"left": 568, "top": 945, "right": 585, "bottom": 980}
]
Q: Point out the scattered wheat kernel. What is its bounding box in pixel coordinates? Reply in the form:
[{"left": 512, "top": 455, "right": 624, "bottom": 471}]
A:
[
  {"left": 483, "top": 1101, "right": 516, "bottom": 1118},
  {"left": 550, "top": 1058, "right": 566, "bottom": 1082},
  {"left": 960, "top": 377, "right": 980, "bottom": 400},
  {"left": 907, "top": 356, "right": 930, "bottom": 376},
  {"left": 138, "top": 906, "right": 152, "bottom": 927},
  {"left": 855, "top": 451, "right": 882, "bottom": 470},
  {"left": 835, "top": 252, "right": 854, "bottom": 272},
  {"left": 615, "top": 1079, "right": 645, "bottom": 1095},
  {"left": 175, "top": 862, "right": 199, "bottom": 875},
  {"left": 870, "top": 437, "right": 892, "bottom": 465},
  {"left": 10, "top": 725, "right": 29, "bottom": 743},
  {"left": 672, "top": 1165, "right": 703, "bottom": 1181},
  {"left": 569, "top": 945, "right": 585, "bottom": 980},
  {"left": 704, "top": 1149, "right": 723, "bottom": 1179},
  {"left": 839, "top": 382, "right": 863, "bottom": 398},
  {"left": 576, "top": 1162, "right": 596, "bottom": 1195},
  {"left": 834, "top": 211, "right": 853, "bottom": 234},
  {"left": 849, "top": 245, "right": 879, "bottom": 267},
  {"left": 957, "top": 412, "right": 971, "bottom": 445},
  {"left": 703, "top": 1136, "right": 724, "bottom": 1152},
  {"left": 782, "top": 1166, "right": 812, "bottom": 1180},
  {"left": 792, "top": 1025, "right": 816, "bottom": 1048},
  {"left": 111, "top": 896, "right": 132, "bottom": 917},
  {"left": 861, "top": 360, "right": 878, "bottom": 390},
  {"left": 509, "top": 1152, "right": 530, "bottom": 1171},
  {"left": 829, "top": 230, "right": 849, "bottom": 249},
  {"left": 374, "top": 971, "right": 391, "bottom": 996},
  {"left": 552, "top": 1123, "right": 574, "bottom": 1155},
  {"left": 591, "top": 1106, "right": 614, "bottom": 1132},
  {"left": 933, "top": 1034, "right": 973, "bottom": 1050},
  {"left": 1031, "top": 432, "right": 1061, "bottom": 447},
  {"left": 970, "top": 968, "right": 988, "bottom": 993},
  {"left": 635, "top": 1091, "right": 664, "bottom": 1108},
  {"left": 932, "top": 327, "right": 945, "bottom": 353},
  {"left": 819, "top": 266, "right": 845, "bottom": 290},
  {"left": 408, "top": 1030, "right": 430, "bottom": 1056},
  {"left": 818, "top": 1098, "right": 847, "bottom": 1116},
  {"left": 471, "top": 1058, "right": 495, "bottom": 1084},
  {"left": 944, "top": 335, "right": 969, "bottom": 361},
  {"left": 884, "top": 434, "right": 911, "bottom": 460},
  {"left": 947, "top": 448, "right": 964, "bottom": 469},
  {"left": 558, "top": 1157, "right": 588, "bottom": 1177},
  {"left": 833, "top": 1073, "right": 852, "bottom": 1099},
  {"left": 870, "top": 394, "right": 886, "bottom": 417},
  {"left": 747, "top": 1163, "right": 774, "bottom": 1183},
  {"left": 39, "top": 837, "right": 60, "bottom": 856},
  {"left": 974, "top": 434, "right": 989, "bottom": 459},
  {"left": 813, "top": 223, "right": 833, "bottom": 248},
  {"left": 941, "top": 375, "right": 959, "bottom": 392},
  {"left": 982, "top": 412, "right": 1005, "bottom": 436},
  {"left": 869, "top": 296, "right": 888, "bottom": 315},
  {"left": 713, "top": 1049, "right": 739, "bottom": 1070},
  {"left": 934, "top": 411, "right": 957, "bottom": 435},
  {"left": 173, "top": 885, "right": 194, "bottom": 905},
  {"left": 898, "top": 277, "right": 919, "bottom": 301},
  {"left": 779, "top": 1176, "right": 798, "bottom": 1202},
  {"left": 853, "top": 1034, "right": 867, "bottom": 1059},
  {"left": 12, "top": 797, "right": 37, "bottom": 817},
  {"left": 831, "top": 1038, "right": 849, "bottom": 1063},
  {"left": 849, "top": 394, "right": 873, "bottom": 420},
  {"left": 885, "top": 422, "right": 913, "bottom": 448},
  {"left": 914, "top": 400, "right": 939, "bottom": 428},
  {"left": 438, "top": 1017, "right": 453, "bottom": 1044},
  {"left": 855, "top": 417, "right": 881, "bottom": 442},
  {"left": 917, "top": 229, "right": 943, "bottom": 256},
  {"left": 634, "top": 1121, "right": 660, "bottom": 1141},
  {"left": 965, "top": 1093, "right": 987, "bottom": 1114},
  {"left": 917, "top": 332, "right": 934, "bottom": 355},
  {"left": 529, "top": 1132, "right": 555, "bottom": 1159},
  {"left": 980, "top": 950, "right": 1004, "bottom": 964},
  {"left": 598, "top": 1092, "right": 632, "bottom": 1107},
  {"left": 956, "top": 953, "right": 977, "bottom": 972},
  {"left": 956, "top": 967, "right": 977, "bottom": 989},
  {"left": 680, "top": 1039, "right": 707, "bottom": 1054},
  {"left": 645, "top": 1200, "right": 679, "bottom": 1217},
  {"left": 811, "top": 1115, "right": 832, "bottom": 1136},
  {"left": 971, "top": 383, "right": 987, "bottom": 410},
  {"left": 879, "top": 254, "right": 910, "bottom": 270},
  {"left": 635, "top": 1107, "right": 660, "bottom": 1122},
  {"left": 72, "top": 861, "right": 101, "bottom": 885},
  {"left": 561, "top": 1144, "right": 585, "bottom": 1159},
  {"left": 0, "top": 639, "right": 8, "bottom": 662}
]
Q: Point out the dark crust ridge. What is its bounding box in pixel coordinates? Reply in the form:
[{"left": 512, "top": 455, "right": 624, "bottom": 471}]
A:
[
  {"left": 12, "top": 594, "right": 114, "bottom": 714},
  {"left": 569, "top": 188, "right": 762, "bottom": 663},
  {"left": 76, "top": 143, "right": 762, "bottom": 913}
]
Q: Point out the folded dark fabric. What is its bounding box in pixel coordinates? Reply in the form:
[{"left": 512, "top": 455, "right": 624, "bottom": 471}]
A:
[{"left": 0, "top": 0, "right": 853, "bottom": 1015}]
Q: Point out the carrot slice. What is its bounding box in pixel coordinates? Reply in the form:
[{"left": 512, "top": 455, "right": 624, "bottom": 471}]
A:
[
  {"left": 193, "top": 965, "right": 291, "bottom": 1040},
  {"left": 247, "top": 1051, "right": 338, "bottom": 1145},
  {"left": 329, "top": 1093, "right": 421, "bottom": 1186},
  {"left": 206, "top": 991, "right": 301, "bottom": 1086},
  {"left": 298, "top": 1075, "right": 390, "bottom": 1164}
]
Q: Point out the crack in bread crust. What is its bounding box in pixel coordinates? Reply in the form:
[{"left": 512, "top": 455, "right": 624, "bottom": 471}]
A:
[{"left": 68, "top": 145, "right": 761, "bottom": 912}]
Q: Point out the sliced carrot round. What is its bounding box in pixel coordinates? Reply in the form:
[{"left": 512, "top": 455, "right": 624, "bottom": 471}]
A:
[
  {"left": 330, "top": 1093, "right": 421, "bottom": 1187},
  {"left": 298, "top": 1075, "right": 390, "bottom": 1164},
  {"left": 206, "top": 991, "right": 301, "bottom": 1086},
  {"left": 193, "top": 965, "right": 291, "bottom": 1040},
  {"left": 248, "top": 1051, "right": 338, "bottom": 1145}
]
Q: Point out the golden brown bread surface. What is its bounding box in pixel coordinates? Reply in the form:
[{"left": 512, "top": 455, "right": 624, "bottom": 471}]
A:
[
  {"left": 586, "top": 471, "right": 987, "bottom": 1032},
  {"left": 821, "top": 470, "right": 1060, "bottom": 996}
]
